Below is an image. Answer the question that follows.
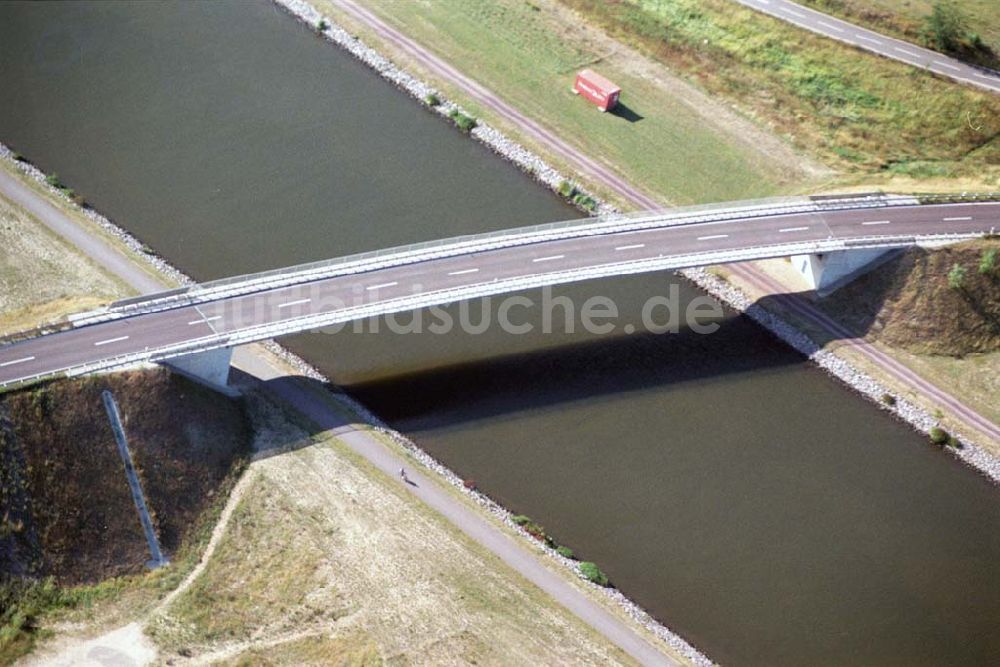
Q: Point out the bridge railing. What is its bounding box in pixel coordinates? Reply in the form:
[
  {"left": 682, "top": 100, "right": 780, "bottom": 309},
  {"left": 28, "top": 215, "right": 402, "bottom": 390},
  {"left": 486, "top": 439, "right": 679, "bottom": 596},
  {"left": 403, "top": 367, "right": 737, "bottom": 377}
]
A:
[
  {"left": 40, "top": 190, "right": 1000, "bottom": 330},
  {"left": 66, "top": 192, "right": 897, "bottom": 323},
  {"left": 1, "top": 226, "right": 986, "bottom": 391}
]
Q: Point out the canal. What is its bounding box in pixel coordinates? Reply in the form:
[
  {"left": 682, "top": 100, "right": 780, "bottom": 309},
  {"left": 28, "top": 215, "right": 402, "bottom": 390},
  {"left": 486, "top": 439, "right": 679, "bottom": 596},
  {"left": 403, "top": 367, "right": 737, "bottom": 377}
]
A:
[{"left": 1, "top": 1, "right": 998, "bottom": 664}]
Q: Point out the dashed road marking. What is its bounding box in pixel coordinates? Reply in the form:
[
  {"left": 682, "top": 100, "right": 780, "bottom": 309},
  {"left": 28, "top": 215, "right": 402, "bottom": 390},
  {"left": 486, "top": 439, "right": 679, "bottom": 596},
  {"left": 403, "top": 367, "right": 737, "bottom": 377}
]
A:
[
  {"left": 893, "top": 46, "right": 922, "bottom": 58},
  {"left": 856, "top": 34, "right": 881, "bottom": 45},
  {"left": 782, "top": 8, "right": 806, "bottom": 18},
  {"left": 94, "top": 335, "right": 129, "bottom": 347},
  {"left": 532, "top": 254, "right": 565, "bottom": 263},
  {"left": 817, "top": 20, "right": 844, "bottom": 33},
  {"left": 366, "top": 282, "right": 398, "bottom": 291},
  {"left": 277, "top": 298, "right": 312, "bottom": 308},
  {"left": 188, "top": 315, "right": 222, "bottom": 325},
  {"left": 448, "top": 268, "right": 480, "bottom": 276},
  {"left": 861, "top": 220, "right": 891, "bottom": 226},
  {"left": 0, "top": 356, "right": 34, "bottom": 367},
  {"left": 933, "top": 60, "right": 961, "bottom": 71},
  {"left": 697, "top": 234, "right": 729, "bottom": 241},
  {"left": 615, "top": 243, "right": 646, "bottom": 251},
  {"left": 943, "top": 216, "right": 972, "bottom": 221},
  {"left": 779, "top": 226, "right": 810, "bottom": 233}
]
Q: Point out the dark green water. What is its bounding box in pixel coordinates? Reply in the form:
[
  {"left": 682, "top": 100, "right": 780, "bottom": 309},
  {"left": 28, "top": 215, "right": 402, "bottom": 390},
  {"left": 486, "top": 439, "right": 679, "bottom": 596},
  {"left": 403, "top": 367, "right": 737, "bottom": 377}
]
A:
[{"left": 1, "top": 2, "right": 998, "bottom": 664}]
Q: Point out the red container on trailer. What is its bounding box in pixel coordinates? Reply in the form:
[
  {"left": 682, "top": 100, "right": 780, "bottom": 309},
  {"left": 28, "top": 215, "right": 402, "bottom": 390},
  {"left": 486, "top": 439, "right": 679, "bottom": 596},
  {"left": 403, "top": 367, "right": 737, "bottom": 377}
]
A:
[{"left": 572, "top": 69, "right": 621, "bottom": 112}]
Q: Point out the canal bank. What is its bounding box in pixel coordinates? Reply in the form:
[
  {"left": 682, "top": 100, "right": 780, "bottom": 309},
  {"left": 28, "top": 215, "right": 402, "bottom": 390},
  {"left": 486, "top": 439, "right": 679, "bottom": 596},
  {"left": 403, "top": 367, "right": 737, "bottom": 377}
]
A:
[
  {"left": 273, "top": 0, "right": 1000, "bottom": 479},
  {"left": 2, "top": 2, "right": 999, "bottom": 664}
]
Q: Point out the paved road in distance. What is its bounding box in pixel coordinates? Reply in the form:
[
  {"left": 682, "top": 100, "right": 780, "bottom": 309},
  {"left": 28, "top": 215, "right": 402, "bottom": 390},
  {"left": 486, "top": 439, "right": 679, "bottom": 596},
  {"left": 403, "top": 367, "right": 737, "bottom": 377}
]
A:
[{"left": 736, "top": 0, "right": 1000, "bottom": 94}]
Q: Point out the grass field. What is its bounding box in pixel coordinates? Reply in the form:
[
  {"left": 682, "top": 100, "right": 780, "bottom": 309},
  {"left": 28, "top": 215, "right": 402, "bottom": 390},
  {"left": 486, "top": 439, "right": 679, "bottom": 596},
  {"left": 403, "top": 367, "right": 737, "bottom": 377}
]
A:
[
  {"left": 797, "top": 0, "right": 1000, "bottom": 68},
  {"left": 562, "top": 0, "right": 1000, "bottom": 185},
  {"left": 318, "top": 0, "right": 830, "bottom": 206}
]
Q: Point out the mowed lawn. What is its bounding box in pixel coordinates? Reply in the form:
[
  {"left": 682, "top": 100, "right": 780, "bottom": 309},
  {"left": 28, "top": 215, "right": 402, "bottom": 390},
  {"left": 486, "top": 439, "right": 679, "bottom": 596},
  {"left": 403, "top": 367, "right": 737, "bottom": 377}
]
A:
[{"left": 319, "top": 0, "right": 822, "bottom": 205}]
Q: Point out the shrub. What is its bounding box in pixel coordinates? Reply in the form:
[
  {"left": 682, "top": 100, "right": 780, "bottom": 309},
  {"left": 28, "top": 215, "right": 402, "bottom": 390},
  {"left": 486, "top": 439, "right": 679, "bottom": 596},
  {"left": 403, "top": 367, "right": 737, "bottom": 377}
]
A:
[
  {"left": 947, "top": 435, "right": 962, "bottom": 449},
  {"left": 572, "top": 192, "right": 597, "bottom": 211},
  {"left": 979, "top": 248, "right": 997, "bottom": 276},
  {"left": 947, "top": 263, "right": 966, "bottom": 290},
  {"left": 924, "top": 2, "right": 967, "bottom": 53},
  {"left": 511, "top": 514, "right": 531, "bottom": 526},
  {"left": 424, "top": 93, "right": 441, "bottom": 106},
  {"left": 44, "top": 173, "right": 64, "bottom": 189},
  {"left": 557, "top": 180, "right": 576, "bottom": 198},
  {"left": 578, "top": 561, "right": 609, "bottom": 586},
  {"left": 880, "top": 393, "right": 896, "bottom": 407},
  {"left": 447, "top": 108, "right": 477, "bottom": 132},
  {"left": 929, "top": 426, "right": 949, "bottom": 445},
  {"left": 556, "top": 545, "right": 575, "bottom": 559},
  {"left": 317, "top": 19, "right": 329, "bottom": 32}
]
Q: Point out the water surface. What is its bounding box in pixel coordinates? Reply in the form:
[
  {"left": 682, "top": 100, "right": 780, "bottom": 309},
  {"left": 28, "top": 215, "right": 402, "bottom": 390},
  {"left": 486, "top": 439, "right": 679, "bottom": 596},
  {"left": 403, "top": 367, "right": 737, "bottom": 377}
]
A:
[{"left": 1, "top": 2, "right": 998, "bottom": 664}]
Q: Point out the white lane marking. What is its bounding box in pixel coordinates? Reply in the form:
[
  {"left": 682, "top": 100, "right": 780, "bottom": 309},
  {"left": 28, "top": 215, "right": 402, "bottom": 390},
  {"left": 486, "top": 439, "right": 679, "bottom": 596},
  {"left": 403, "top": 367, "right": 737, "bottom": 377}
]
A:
[
  {"left": 0, "top": 356, "right": 34, "bottom": 367},
  {"left": 532, "top": 254, "right": 565, "bottom": 263},
  {"left": 277, "top": 298, "right": 311, "bottom": 308},
  {"left": 366, "top": 281, "right": 398, "bottom": 291},
  {"left": 615, "top": 243, "right": 646, "bottom": 251},
  {"left": 779, "top": 226, "right": 810, "bottom": 233},
  {"left": 448, "top": 268, "right": 480, "bottom": 276},
  {"left": 933, "top": 60, "right": 961, "bottom": 72},
  {"left": 817, "top": 20, "right": 844, "bottom": 33},
  {"left": 893, "top": 46, "right": 922, "bottom": 58},
  {"left": 861, "top": 220, "right": 891, "bottom": 226},
  {"left": 188, "top": 315, "right": 222, "bottom": 325},
  {"left": 782, "top": 8, "right": 806, "bottom": 18},
  {"left": 697, "top": 234, "right": 729, "bottom": 241},
  {"left": 856, "top": 34, "right": 880, "bottom": 45},
  {"left": 943, "top": 216, "right": 972, "bottom": 221},
  {"left": 94, "top": 335, "right": 129, "bottom": 347}
]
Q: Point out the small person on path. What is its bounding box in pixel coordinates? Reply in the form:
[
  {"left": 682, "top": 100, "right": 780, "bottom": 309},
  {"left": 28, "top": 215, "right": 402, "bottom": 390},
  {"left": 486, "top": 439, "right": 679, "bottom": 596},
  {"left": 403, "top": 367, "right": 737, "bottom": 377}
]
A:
[{"left": 399, "top": 467, "right": 407, "bottom": 482}]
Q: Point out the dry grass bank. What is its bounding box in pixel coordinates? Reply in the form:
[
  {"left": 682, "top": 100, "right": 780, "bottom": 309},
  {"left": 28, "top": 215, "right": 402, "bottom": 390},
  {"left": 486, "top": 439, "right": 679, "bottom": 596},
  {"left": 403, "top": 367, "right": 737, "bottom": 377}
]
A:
[
  {"left": 148, "top": 430, "right": 640, "bottom": 666},
  {"left": 820, "top": 240, "right": 1000, "bottom": 355},
  {"left": 0, "top": 192, "right": 128, "bottom": 335},
  {"left": 0, "top": 370, "right": 251, "bottom": 664}
]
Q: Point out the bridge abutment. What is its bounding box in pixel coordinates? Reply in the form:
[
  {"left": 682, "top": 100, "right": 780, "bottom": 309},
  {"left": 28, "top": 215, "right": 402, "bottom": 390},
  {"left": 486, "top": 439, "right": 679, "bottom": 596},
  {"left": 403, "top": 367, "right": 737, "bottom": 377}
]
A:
[
  {"left": 792, "top": 248, "right": 897, "bottom": 296},
  {"left": 162, "top": 347, "right": 237, "bottom": 396}
]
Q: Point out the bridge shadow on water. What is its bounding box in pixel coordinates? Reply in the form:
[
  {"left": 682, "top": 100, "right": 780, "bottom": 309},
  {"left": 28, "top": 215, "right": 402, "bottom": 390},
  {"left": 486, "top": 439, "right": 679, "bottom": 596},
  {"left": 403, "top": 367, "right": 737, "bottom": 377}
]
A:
[
  {"left": 338, "top": 309, "right": 812, "bottom": 432},
  {"left": 252, "top": 265, "right": 921, "bottom": 437}
]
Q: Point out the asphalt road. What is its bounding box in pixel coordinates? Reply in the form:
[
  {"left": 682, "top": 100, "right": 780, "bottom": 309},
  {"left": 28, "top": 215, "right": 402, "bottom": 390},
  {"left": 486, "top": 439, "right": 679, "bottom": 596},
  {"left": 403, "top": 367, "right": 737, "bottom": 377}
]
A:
[
  {"left": 735, "top": 0, "right": 1000, "bottom": 94},
  {"left": 1, "top": 201, "right": 995, "bottom": 386}
]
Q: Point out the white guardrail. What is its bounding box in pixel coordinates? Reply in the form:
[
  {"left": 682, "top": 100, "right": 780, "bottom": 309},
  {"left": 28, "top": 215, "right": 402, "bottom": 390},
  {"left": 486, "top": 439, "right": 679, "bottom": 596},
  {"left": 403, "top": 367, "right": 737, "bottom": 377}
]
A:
[
  {"left": 0, "top": 225, "right": 986, "bottom": 392},
  {"left": 68, "top": 192, "right": 939, "bottom": 327}
]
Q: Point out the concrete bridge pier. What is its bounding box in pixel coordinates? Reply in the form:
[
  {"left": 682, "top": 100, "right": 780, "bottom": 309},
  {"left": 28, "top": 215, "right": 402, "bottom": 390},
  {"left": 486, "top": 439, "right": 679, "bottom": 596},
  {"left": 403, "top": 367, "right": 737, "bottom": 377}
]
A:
[
  {"left": 162, "top": 346, "right": 237, "bottom": 396},
  {"left": 793, "top": 248, "right": 897, "bottom": 296}
]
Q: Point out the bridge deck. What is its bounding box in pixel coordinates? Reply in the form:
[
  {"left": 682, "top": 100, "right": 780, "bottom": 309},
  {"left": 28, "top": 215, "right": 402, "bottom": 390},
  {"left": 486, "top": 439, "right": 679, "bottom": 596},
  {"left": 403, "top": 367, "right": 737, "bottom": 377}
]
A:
[{"left": 1, "top": 200, "right": 996, "bottom": 389}]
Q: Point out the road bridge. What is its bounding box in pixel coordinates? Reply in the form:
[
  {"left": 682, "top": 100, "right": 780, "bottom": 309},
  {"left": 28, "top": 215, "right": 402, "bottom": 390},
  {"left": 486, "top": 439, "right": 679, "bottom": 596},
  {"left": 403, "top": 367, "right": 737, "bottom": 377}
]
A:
[{"left": 0, "top": 193, "right": 996, "bottom": 391}]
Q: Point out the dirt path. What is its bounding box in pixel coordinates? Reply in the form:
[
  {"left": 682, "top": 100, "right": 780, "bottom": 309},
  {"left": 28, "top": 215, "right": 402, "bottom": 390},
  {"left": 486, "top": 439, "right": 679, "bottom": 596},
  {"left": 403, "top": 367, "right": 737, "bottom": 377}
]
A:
[
  {"left": 330, "top": 0, "right": 999, "bottom": 445},
  {"left": 152, "top": 469, "right": 258, "bottom": 615}
]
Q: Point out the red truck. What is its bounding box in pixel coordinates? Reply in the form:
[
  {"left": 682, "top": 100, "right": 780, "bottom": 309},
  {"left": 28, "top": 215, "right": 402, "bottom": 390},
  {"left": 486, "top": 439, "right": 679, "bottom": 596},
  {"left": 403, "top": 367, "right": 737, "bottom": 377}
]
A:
[{"left": 572, "top": 69, "right": 621, "bottom": 112}]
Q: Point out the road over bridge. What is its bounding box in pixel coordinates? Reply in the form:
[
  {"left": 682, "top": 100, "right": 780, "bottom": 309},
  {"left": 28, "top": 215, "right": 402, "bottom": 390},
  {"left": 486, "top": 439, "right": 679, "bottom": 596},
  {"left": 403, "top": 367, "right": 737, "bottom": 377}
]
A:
[{"left": 0, "top": 194, "right": 996, "bottom": 390}]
